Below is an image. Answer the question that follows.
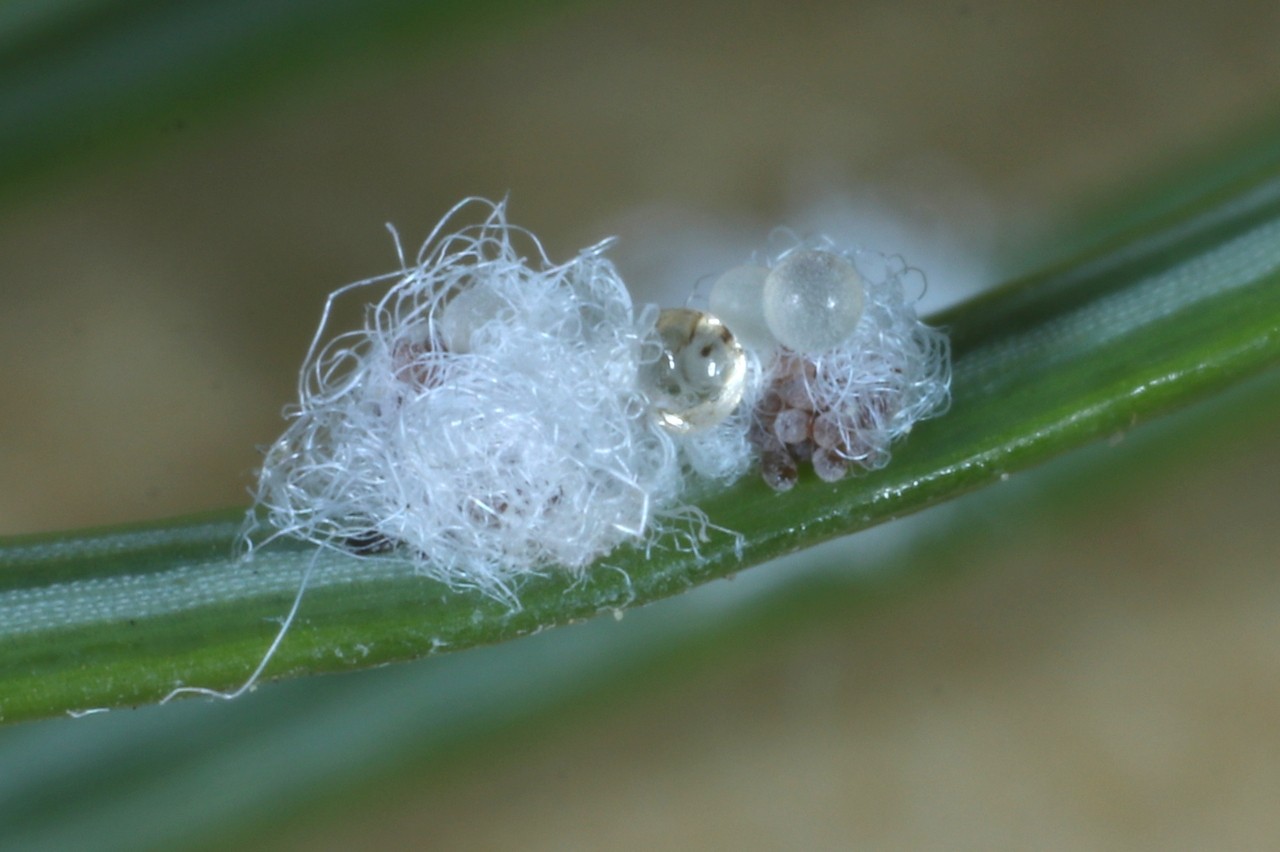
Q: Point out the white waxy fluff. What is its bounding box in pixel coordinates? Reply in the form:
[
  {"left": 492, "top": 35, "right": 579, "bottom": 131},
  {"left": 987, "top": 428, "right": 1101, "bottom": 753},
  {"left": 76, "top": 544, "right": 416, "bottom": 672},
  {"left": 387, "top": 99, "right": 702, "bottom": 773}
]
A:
[
  {"left": 247, "top": 201, "right": 950, "bottom": 602},
  {"left": 249, "top": 199, "right": 698, "bottom": 605},
  {"left": 795, "top": 244, "right": 950, "bottom": 470},
  {"left": 737, "top": 241, "right": 951, "bottom": 489},
  {"left": 166, "top": 205, "right": 951, "bottom": 705}
]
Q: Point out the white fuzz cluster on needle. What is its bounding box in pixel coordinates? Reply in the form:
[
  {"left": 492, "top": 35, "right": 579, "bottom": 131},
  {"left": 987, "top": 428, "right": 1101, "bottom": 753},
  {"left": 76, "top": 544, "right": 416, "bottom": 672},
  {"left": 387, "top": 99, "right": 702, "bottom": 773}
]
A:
[
  {"left": 710, "top": 239, "right": 951, "bottom": 489},
  {"left": 785, "top": 244, "right": 952, "bottom": 471},
  {"left": 250, "top": 199, "right": 692, "bottom": 604},
  {"left": 167, "top": 203, "right": 954, "bottom": 705},
  {"left": 246, "top": 199, "right": 953, "bottom": 608}
]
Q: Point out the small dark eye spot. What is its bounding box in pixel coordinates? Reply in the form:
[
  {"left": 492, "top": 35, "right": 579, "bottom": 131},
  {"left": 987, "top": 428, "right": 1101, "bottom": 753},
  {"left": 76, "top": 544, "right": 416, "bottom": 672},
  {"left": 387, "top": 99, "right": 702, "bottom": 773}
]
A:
[{"left": 700, "top": 344, "right": 713, "bottom": 357}]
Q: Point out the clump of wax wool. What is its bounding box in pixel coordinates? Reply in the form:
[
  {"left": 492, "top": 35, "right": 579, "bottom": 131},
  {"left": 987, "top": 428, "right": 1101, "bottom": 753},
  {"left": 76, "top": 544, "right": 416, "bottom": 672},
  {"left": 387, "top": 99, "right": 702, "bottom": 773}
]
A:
[
  {"left": 251, "top": 199, "right": 695, "bottom": 604},
  {"left": 710, "top": 241, "right": 950, "bottom": 491}
]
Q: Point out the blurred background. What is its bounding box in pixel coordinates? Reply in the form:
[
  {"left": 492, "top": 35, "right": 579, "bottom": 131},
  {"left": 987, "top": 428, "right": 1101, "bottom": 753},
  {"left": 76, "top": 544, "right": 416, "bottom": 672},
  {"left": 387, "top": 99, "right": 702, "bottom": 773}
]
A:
[{"left": 2, "top": 0, "right": 1279, "bottom": 848}]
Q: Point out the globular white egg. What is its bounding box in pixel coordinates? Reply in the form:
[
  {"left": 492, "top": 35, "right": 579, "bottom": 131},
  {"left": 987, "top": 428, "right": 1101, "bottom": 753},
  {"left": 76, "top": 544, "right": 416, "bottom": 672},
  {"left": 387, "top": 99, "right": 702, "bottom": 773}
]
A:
[
  {"left": 708, "top": 264, "right": 774, "bottom": 355},
  {"left": 762, "top": 249, "right": 864, "bottom": 353}
]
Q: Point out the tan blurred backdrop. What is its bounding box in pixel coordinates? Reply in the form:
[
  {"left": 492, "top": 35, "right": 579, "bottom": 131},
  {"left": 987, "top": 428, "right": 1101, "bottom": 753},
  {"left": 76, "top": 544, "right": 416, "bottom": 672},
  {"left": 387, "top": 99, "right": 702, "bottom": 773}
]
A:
[{"left": 2, "top": 0, "right": 1279, "bottom": 848}]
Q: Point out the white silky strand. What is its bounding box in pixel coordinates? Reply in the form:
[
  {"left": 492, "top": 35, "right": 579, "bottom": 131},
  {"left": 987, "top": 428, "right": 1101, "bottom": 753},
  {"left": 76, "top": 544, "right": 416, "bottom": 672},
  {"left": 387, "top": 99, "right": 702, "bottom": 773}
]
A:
[{"left": 160, "top": 551, "right": 319, "bottom": 704}]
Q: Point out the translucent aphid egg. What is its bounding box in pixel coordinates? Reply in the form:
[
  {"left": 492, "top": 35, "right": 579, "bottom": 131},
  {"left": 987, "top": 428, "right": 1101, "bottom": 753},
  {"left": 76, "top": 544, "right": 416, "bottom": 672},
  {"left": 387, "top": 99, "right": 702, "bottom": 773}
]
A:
[
  {"left": 641, "top": 308, "right": 746, "bottom": 433},
  {"left": 708, "top": 264, "right": 774, "bottom": 355},
  {"left": 762, "top": 249, "right": 864, "bottom": 353},
  {"left": 437, "top": 284, "right": 508, "bottom": 353}
]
